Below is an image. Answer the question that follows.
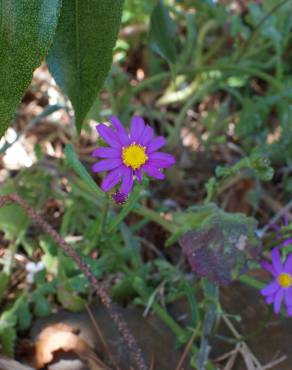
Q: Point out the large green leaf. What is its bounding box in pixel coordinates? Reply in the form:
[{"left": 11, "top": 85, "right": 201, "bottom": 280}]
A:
[
  {"left": 179, "top": 203, "right": 261, "bottom": 284},
  {"left": 47, "top": 0, "right": 124, "bottom": 132},
  {"left": 0, "top": 0, "right": 62, "bottom": 138}
]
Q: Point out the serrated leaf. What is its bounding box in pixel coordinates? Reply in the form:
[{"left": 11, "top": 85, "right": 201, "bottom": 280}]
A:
[
  {"left": 47, "top": 0, "right": 124, "bottom": 132},
  {"left": 17, "top": 297, "right": 32, "bottom": 331},
  {"left": 149, "top": 0, "right": 177, "bottom": 65},
  {"left": 0, "top": 181, "right": 29, "bottom": 241},
  {"left": 33, "top": 294, "right": 51, "bottom": 317},
  {"left": 0, "top": 0, "right": 62, "bottom": 138},
  {"left": 57, "top": 282, "right": 85, "bottom": 312},
  {"left": 0, "top": 327, "right": 16, "bottom": 356},
  {"left": 179, "top": 203, "right": 261, "bottom": 284}
]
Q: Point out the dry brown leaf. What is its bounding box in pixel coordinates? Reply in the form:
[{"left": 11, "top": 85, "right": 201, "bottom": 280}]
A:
[{"left": 35, "top": 323, "right": 110, "bottom": 370}]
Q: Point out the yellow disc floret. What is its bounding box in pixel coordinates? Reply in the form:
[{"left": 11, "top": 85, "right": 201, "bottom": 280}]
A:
[
  {"left": 122, "top": 143, "right": 148, "bottom": 170},
  {"left": 278, "top": 272, "right": 292, "bottom": 288}
]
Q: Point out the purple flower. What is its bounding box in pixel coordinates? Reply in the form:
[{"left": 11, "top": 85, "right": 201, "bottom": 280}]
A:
[
  {"left": 112, "top": 190, "right": 127, "bottom": 205},
  {"left": 91, "top": 116, "right": 176, "bottom": 195},
  {"left": 261, "top": 248, "right": 292, "bottom": 316}
]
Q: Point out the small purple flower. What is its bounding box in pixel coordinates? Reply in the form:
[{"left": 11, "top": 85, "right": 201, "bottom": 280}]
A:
[
  {"left": 261, "top": 248, "right": 292, "bottom": 316},
  {"left": 112, "top": 190, "right": 127, "bottom": 205},
  {"left": 91, "top": 116, "right": 176, "bottom": 195}
]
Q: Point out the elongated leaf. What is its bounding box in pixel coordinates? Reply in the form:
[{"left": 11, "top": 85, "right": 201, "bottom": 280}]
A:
[
  {"left": 47, "top": 0, "right": 124, "bottom": 132},
  {"left": 0, "top": 0, "right": 62, "bottom": 138},
  {"left": 65, "top": 143, "right": 105, "bottom": 199},
  {"left": 149, "top": 0, "right": 177, "bottom": 65}
]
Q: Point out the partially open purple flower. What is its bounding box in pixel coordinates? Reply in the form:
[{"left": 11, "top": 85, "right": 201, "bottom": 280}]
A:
[
  {"left": 261, "top": 248, "right": 292, "bottom": 316},
  {"left": 112, "top": 190, "right": 127, "bottom": 205},
  {"left": 91, "top": 116, "right": 175, "bottom": 195}
]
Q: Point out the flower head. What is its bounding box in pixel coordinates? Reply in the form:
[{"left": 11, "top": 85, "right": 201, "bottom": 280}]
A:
[
  {"left": 91, "top": 116, "right": 175, "bottom": 195},
  {"left": 261, "top": 248, "right": 292, "bottom": 316},
  {"left": 112, "top": 190, "right": 128, "bottom": 205}
]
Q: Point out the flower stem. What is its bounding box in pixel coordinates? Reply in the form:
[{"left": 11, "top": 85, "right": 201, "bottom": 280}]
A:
[
  {"left": 133, "top": 204, "right": 176, "bottom": 233},
  {"left": 239, "top": 274, "right": 265, "bottom": 290},
  {"left": 0, "top": 194, "right": 148, "bottom": 370}
]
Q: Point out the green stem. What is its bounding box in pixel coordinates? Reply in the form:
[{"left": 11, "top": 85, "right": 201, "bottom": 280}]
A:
[
  {"left": 100, "top": 201, "right": 110, "bottom": 235},
  {"left": 133, "top": 205, "right": 176, "bottom": 233},
  {"left": 133, "top": 64, "right": 283, "bottom": 95},
  {"left": 239, "top": 274, "right": 265, "bottom": 290},
  {"left": 152, "top": 302, "right": 185, "bottom": 337}
]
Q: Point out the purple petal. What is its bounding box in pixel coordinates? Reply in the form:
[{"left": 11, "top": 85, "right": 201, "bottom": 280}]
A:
[
  {"left": 92, "top": 147, "right": 121, "bottom": 158},
  {"left": 120, "top": 167, "right": 134, "bottom": 195},
  {"left": 267, "top": 223, "right": 281, "bottom": 232},
  {"left": 130, "top": 116, "right": 145, "bottom": 143},
  {"left": 285, "top": 288, "right": 292, "bottom": 309},
  {"left": 284, "top": 253, "right": 292, "bottom": 273},
  {"left": 147, "top": 137, "right": 166, "bottom": 153},
  {"left": 271, "top": 248, "right": 283, "bottom": 274},
  {"left": 273, "top": 289, "right": 284, "bottom": 313},
  {"left": 135, "top": 169, "right": 142, "bottom": 182},
  {"left": 266, "top": 294, "right": 275, "bottom": 304},
  {"left": 109, "top": 116, "right": 130, "bottom": 146},
  {"left": 283, "top": 214, "right": 289, "bottom": 226},
  {"left": 101, "top": 166, "right": 123, "bottom": 192},
  {"left": 148, "top": 152, "right": 176, "bottom": 168},
  {"left": 279, "top": 238, "right": 292, "bottom": 247},
  {"left": 287, "top": 306, "right": 292, "bottom": 316},
  {"left": 91, "top": 158, "right": 122, "bottom": 173},
  {"left": 260, "top": 261, "right": 277, "bottom": 277},
  {"left": 96, "top": 124, "right": 121, "bottom": 149},
  {"left": 261, "top": 281, "right": 279, "bottom": 296},
  {"left": 140, "top": 125, "right": 154, "bottom": 146},
  {"left": 143, "top": 163, "right": 165, "bottom": 180}
]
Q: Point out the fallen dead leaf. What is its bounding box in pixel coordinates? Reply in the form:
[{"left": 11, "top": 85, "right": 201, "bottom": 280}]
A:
[{"left": 34, "top": 322, "right": 110, "bottom": 370}]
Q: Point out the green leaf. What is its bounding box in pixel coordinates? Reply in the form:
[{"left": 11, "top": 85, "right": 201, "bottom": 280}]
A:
[
  {"left": 0, "top": 181, "right": 29, "bottom": 241},
  {"left": 149, "top": 0, "right": 177, "bottom": 65},
  {"left": 65, "top": 144, "right": 105, "bottom": 199},
  {"left": 17, "top": 297, "right": 32, "bottom": 331},
  {"left": 57, "top": 282, "right": 85, "bottom": 312},
  {"left": 0, "top": 272, "right": 9, "bottom": 304},
  {"left": 179, "top": 203, "right": 262, "bottom": 284},
  {"left": 215, "top": 153, "right": 274, "bottom": 182},
  {"left": 33, "top": 294, "right": 51, "bottom": 317},
  {"left": 47, "top": 0, "right": 124, "bottom": 132},
  {"left": 0, "top": 327, "right": 16, "bottom": 357},
  {"left": 0, "top": 0, "right": 62, "bottom": 138}
]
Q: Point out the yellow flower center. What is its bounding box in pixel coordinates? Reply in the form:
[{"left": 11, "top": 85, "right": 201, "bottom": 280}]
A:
[
  {"left": 122, "top": 143, "right": 148, "bottom": 170},
  {"left": 278, "top": 272, "right": 292, "bottom": 288}
]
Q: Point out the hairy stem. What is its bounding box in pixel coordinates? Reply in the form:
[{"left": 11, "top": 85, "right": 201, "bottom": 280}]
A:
[{"left": 0, "top": 194, "right": 148, "bottom": 370}]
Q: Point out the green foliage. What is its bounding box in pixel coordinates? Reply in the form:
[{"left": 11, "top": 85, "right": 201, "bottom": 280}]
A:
[
  {"left": 149, "top": 0, "right": 177, "bottom": 65},
  {"left": 0, "top": 0, "right": 61, "bottom": 138},
  {"left": 216, "top": 154, "right": 274, "bottom": 182},
  {"left": 2, "top": 1, "right": 292, "bottom": 368},
  {"left": 65, "top": 144, "right": 105, "bottom": 199},
  {"left": 0, "top": 181, "right": 30, "bottom": 241},
  {"left": 47, "top": 0, "right": 124, "bottom": 132}
]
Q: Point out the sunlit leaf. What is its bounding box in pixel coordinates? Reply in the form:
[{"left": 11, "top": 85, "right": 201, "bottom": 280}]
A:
[
  {"left": 47, "top": 0, "right": 124, "bottom": 132},
  {"left": 0, "top": 1, "right": 61, "bottom": 138}
]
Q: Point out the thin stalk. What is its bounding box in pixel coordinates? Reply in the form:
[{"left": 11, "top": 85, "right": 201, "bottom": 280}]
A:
[
  {"left": 239, "top": 274, "right": 265, "bottom": 290},
  {"left": 0, "top": 194, "right": 148, "bottom": 370},
  {"left": 133, "top": 204, "right": 176, "bottom": 233}
]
